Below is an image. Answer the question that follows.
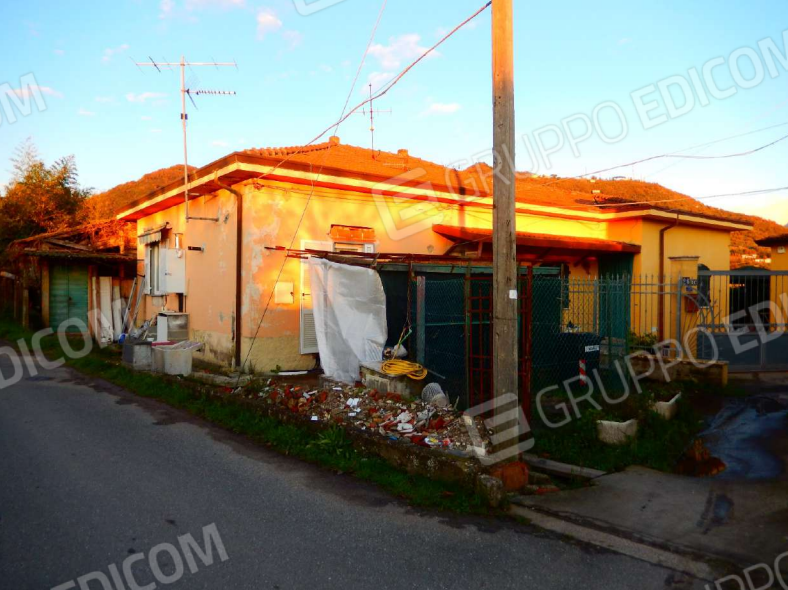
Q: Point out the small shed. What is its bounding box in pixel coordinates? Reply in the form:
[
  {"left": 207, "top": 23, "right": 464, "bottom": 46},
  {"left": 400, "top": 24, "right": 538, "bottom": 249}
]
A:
[{"left": 8, "top": 221, "right": 137, "bottom": 337}]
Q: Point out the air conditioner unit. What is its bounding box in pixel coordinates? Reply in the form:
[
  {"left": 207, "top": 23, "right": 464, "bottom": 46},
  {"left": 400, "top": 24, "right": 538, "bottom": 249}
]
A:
[{"left": 156, "top": 312, "right": 189, "bottom": 343}]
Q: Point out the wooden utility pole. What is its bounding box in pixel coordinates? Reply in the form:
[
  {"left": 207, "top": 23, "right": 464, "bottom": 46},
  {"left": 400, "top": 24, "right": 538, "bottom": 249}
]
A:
[{"left": 492, "top": 0, "right": 518, "bottom": 449}]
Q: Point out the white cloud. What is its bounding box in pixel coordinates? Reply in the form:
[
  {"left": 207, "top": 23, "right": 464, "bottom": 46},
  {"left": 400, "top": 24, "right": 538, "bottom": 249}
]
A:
[
  {"left": 54, "top": 49, "right": 65, "bottom": 56},
  {"left": 256, "top": 9, "right": 282, "bottom": 40},
  {"left": 95, "top": 96, "right": 114, "bottom": 103},
  {"left": 5, "top": 85, "right": 63, "bottom": 99},
  {"left": 150, "top": 128, "right": 163, "bottom": 134},
  {"left": 282, "top": 30, "right": 303, "bottom": 50},
  {"left": 618, "top": 37, "right": 633, "bottom": 46},
  {"left": 319, "top": 64, "right": 333, "bottom": 73},
  {"left": 126, "top": 92, "right": 167, "bottom": 103},
  {"left": 366, "top": 71, "right": 395, "bottom": 93},
  {"left": 78, "top": 108, "right": 95, "bottom": 116},
  {"left": 369, "top": 34, "right": 436, "bottom": 70},
  {"left": 212, "top": 140, "right": 229, "bottom": 147},
  {"left": 423, "top": 102, "right": 461, "bottom": 116},
  {"left": 141, "top": 115, "right": 153, "bottom": 121},
  {"left": 102, "top": 44, "right": 130, "bottom": 64}
]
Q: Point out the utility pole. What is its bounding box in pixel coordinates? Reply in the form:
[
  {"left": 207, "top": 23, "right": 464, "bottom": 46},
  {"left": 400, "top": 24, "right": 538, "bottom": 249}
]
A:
[
  {"left": 491, "top": 0, "right": 519, "bottom": 452},
  {"left": 134, "top": 56, "right": 236, "bottom": 223}
]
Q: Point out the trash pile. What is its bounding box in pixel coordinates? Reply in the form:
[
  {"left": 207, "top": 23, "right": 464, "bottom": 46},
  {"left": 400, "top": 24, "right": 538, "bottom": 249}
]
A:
[{"left": 244, "top": 380, "right": 491, "bottom": 455}]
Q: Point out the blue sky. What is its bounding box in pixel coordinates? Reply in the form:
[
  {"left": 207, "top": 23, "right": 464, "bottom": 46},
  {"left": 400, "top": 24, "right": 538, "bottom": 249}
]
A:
[{"left": 1, "top": 0, "right": 787, "bottom": 222}]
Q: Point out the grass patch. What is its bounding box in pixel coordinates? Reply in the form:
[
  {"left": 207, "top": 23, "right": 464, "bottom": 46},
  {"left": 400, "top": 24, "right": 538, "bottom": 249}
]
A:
[
  {"left": 0, "top": 317, "right": 489, "bottom": 515},
  {"left": 531, "top": 384, "right": 706, "bottom": 473}
]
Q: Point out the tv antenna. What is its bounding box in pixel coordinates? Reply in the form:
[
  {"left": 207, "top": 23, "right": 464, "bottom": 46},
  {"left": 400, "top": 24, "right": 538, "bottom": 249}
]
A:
[
  {"left": 356, "top": 83, "right": 391, "bottom": 152},
  {"left": 134, "top": 56, "right": 237, "bottom": 223}
]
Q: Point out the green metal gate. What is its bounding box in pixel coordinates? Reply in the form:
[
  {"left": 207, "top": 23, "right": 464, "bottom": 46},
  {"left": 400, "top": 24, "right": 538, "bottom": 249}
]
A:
[{"left": 50, "top": 265, "right": 89, "bottom": 332}]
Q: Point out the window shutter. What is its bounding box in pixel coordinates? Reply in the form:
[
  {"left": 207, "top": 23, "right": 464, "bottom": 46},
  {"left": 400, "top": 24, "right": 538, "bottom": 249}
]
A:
[{"left": 299, "top": 240, "right": 332, "bottom": 354}]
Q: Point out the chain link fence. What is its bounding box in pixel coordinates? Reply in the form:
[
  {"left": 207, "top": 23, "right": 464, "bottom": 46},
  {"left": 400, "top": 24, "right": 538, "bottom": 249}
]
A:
[{"left": 531, "top": 275, "right": 631, "bottom": 396}]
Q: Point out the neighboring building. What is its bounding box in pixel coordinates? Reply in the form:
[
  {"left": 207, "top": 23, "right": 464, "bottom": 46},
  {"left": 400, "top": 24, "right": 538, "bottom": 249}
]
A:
[
  {"left": 756, "top": 234, "right": 788, "bottom": 326},
  {"left": 8, "top": 221, "right": 136, "bottom": 336},
  {"left": 117, "top": 137, "right": 751, "bottom": 372}
]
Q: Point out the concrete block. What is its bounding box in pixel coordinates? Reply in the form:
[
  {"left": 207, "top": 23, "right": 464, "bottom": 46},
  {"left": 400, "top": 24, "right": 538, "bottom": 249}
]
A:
[
  {"left": 651, "top": 393, "right": 681, "bottom": 420},
  {"left": 597, "top": 419, "right": 638, "bottom": 445}
]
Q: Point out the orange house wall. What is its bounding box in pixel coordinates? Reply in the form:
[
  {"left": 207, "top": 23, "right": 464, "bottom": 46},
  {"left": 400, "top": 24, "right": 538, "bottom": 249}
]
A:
[{"left": 134, "top": 177, "right": 737, "bottom": 372}]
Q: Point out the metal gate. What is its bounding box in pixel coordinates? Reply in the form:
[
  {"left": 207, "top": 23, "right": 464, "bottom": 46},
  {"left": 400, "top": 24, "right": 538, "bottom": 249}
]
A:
[
  {"left": 466, "top": 268, "right": 533, "bottom": 417},
  {"left": 697, "top": 269, "right": 788, "bottom": 371}
]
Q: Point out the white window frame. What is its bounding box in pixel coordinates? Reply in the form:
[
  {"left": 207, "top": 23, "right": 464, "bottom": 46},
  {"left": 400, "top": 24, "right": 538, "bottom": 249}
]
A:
[
  {"left": 145, "top": 243, "right": 162, "bottom": 296},
  {"left": 299, "top": 240, "right": 332, "bottom": 354}
]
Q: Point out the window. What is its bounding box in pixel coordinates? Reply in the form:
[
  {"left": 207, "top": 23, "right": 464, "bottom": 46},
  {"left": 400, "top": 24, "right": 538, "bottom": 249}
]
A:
[
  {"left": 147, "top": 243, "right": 161, "bottom": 295},
  {"left": 333, "top": 242, "right": 376, "bottom": 253}
]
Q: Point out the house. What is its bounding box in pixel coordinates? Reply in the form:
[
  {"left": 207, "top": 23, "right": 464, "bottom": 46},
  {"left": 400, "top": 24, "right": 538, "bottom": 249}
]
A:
[
  {"left": 7, "top": 221, "right": 137, "bottom": 338},
  {"left": 755, "top": 234, "right": 788, "bottom": 328},
  {"left": 116, "top": 137, "right": 750, "bottom": 380}
]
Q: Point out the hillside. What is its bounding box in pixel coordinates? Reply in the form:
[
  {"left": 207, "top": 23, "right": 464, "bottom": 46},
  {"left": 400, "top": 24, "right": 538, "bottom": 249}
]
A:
[
  {"left": 531, "top": 176, "right": 786, "bottom": 268},
  {"left": 87, "top": 165, "right": 193, "bottom": 221}
]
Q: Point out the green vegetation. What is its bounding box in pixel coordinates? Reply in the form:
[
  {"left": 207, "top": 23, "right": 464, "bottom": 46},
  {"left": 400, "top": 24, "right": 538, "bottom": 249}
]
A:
[
  {"left": 0, "top": 139, "right": 92, "bottom": 257},
  {"left": 0, "top": 317, "right": 490, "bottom": 515},
  {"left": 531, "top": 381, "right": 707, "bottom": 473}
]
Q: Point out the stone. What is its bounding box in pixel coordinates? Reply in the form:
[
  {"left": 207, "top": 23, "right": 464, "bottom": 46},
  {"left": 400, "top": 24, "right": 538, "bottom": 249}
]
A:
[
  {"left": 475, "top": 474, "right": 505, "bottom": 508},
  {"left": 597, "top": 419, "right": 638, "bottom": 445},
  {"left": 651, "top": 393, "right": 681, "bottom": 420}
]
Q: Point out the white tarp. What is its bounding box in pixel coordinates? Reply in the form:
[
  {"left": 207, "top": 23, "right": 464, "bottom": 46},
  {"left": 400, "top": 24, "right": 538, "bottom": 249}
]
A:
[{"left": 308, "top": 258, "right": 387, "bottom": 383}]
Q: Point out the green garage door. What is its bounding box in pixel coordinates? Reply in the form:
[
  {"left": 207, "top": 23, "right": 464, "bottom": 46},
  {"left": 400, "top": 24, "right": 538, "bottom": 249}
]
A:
[{"left": 50, "top": 265, "right": 89, "bottom": 332}]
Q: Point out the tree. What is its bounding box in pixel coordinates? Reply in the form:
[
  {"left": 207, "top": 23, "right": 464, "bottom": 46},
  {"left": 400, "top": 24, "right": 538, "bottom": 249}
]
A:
[{"left": 0, "top": 139, "right": 93, "bottom": 251}]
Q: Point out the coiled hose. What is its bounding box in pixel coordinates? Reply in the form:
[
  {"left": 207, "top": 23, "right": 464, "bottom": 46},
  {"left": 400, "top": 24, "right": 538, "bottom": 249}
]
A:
[{"left": 381, "top": 359, "right": 428, "bottom": 380}]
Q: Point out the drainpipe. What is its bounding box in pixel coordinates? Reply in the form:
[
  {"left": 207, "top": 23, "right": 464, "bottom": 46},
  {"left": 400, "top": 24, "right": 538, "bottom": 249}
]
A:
[
  {"left": 658, "top": 214, "right": 680, "bottom": 341},
  {"left": 215, "top": 173, "right": 243, "bottom": 370}
]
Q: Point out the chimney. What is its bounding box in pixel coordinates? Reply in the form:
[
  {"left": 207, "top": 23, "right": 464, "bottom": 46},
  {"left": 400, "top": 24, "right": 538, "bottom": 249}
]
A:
[
  {"left": 397, "top": 149, "right": 409, "bottom": 157},
  {"left": 329, "top": 135, "right": 340, "bottom": 146}
]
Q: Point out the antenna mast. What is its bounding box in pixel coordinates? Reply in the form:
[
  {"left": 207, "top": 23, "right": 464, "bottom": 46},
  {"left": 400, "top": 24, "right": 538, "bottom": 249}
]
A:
[
  {"left": 359, "top": 83, "right": 391, "bottom": 152},
  {"left": 134, "top": 56, "right": 237, "bottom": 223}
]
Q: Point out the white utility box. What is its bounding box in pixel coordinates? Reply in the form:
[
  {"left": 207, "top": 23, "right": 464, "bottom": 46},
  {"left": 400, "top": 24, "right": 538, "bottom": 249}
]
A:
[{"left": 156, "top": 312, "right": 189, "bottom": 343}]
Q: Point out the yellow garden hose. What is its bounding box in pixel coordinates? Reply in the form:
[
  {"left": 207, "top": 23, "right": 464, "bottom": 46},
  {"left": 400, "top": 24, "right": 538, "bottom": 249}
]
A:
[{"left": 381, "top": 359, "right": 428, "bottom": 380}]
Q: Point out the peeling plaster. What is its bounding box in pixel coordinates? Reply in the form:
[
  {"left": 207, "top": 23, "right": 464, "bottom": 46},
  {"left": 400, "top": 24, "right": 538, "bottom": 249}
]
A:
[{"left": 242, "top": 191, "right": 285, "bottom": 321}]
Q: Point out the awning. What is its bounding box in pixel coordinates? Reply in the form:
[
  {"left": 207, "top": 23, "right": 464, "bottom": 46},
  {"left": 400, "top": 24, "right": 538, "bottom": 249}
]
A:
[
  {"left": 23, "top": 249, "right": 137, "bottom": 263},
  {"left": 138, "top": 223, "right": 169, "bottom": 245},
  {"left": 433, "top": 224, "right": 641, "bottom": 260}
]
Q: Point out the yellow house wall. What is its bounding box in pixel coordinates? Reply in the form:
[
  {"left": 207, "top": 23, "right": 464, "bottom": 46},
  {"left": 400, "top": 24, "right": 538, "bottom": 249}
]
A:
[
  {"left": 767, "top": 246, "right": 788, "bottom": 327},
  {"left": 237, "top": 180, "right": 612, "bottom": 372},
  {"left": 132, "top": 175, "right": 739, "bottom": 373},
  {"left": 136, "top": 190, "right": 238, "bottom": 366}
]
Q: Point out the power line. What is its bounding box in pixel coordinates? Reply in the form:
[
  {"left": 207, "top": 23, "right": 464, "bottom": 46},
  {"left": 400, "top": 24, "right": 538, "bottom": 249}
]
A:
[
  {"left": 250, "top": 1, "right": 492, "bottom": 184},
  {"left": 551, "top": 184, "right": 788, "bottom": 210},
  {"left": 539, "top": 130, "right": 788, "bottom": 188},
  {"left": 239, "top": 1, "right": 490, "bottom": 376},
  {"left": 239, "top": 0, "right": 390, "bottom": 376}
]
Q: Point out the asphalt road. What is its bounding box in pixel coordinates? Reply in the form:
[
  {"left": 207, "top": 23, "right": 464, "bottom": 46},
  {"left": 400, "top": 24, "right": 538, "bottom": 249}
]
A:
[{"left": 0, "top": 351, "right": 705, "bottom": 590}]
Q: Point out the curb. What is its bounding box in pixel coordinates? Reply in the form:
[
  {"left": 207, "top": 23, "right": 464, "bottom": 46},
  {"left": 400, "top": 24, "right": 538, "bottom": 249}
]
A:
[{"left": 510, "top": 504, "right": 721, "bottom": 581}]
